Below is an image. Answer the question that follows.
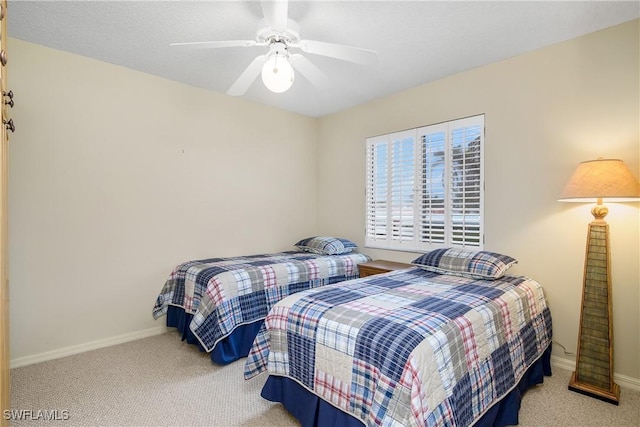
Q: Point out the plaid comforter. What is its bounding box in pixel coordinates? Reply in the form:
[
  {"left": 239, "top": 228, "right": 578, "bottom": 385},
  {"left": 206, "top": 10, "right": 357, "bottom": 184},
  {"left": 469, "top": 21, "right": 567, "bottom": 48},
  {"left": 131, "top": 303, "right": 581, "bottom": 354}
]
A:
[
  {"left": 152, "top": 251, "right": 371, "bottom": 351},
  {"left": 245, "top": 267, "right": 552, "bottom": 427}
]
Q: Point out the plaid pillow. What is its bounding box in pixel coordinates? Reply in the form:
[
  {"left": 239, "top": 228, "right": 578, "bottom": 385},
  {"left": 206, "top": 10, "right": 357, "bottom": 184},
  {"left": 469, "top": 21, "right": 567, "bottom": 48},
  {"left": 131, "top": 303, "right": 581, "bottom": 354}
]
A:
[
  {"left": 295, "top": 236, "right": 357, "bottom": 255},
  {"left": 412, "top": 248, "right": 517, "bottom": 280}
]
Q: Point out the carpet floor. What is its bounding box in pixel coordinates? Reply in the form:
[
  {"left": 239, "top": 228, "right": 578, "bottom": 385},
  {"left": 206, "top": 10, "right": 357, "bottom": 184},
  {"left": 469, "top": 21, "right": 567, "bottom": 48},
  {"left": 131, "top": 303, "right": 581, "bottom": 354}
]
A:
[{"left": 10, "top": 331, "right": 640, "bottom": 426}]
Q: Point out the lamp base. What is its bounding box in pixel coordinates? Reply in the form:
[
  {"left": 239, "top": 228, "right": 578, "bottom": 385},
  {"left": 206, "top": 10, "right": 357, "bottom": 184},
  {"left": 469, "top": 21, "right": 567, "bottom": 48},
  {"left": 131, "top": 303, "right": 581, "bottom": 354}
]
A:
[{"left": 568, "top": 371, "right": 620, "bottom": 405}]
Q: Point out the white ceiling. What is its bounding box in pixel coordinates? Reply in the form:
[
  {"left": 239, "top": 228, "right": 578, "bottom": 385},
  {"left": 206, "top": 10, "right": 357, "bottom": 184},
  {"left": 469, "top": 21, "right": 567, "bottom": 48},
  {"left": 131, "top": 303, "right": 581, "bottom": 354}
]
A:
[{"left": 8, "top": 1, "right": 640, "bottom": 118}]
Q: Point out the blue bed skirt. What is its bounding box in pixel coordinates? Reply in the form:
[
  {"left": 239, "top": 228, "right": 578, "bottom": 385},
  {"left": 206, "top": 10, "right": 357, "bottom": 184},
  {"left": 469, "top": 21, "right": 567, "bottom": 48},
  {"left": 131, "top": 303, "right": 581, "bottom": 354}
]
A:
[
  {"left": 166, "top": 306, "right": 262, "bottom": 365},
  {"left": 261, "top": 344, "right": 553, "bottom": 427}
]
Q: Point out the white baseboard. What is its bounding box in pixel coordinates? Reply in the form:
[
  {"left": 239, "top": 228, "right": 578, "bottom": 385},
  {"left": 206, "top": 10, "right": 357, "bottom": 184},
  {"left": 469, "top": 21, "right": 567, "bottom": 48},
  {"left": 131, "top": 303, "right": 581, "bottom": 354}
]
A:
[
  {"left": 10, "top": 326, "right": 169, "bottom": 369},
  {"left": 551, "top": 355, "right": 640, "bottom": 392}
]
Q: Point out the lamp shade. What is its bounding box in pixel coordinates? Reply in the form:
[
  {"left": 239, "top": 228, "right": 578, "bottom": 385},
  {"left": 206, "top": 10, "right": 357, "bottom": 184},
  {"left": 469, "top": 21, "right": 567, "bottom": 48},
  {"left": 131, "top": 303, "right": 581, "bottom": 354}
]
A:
[
  {"left": 559, "top": 158, "right": 640, "bottom": 202},
  {"left": 261, "top": 53, "right": 294, "bottom": 93}
]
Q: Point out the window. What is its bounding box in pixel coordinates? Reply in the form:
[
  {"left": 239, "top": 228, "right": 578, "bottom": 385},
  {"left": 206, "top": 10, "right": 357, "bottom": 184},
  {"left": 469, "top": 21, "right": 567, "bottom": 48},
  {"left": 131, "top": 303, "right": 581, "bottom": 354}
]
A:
[{"left": 365, "top": 115, "right": 484, "bottom": 251}]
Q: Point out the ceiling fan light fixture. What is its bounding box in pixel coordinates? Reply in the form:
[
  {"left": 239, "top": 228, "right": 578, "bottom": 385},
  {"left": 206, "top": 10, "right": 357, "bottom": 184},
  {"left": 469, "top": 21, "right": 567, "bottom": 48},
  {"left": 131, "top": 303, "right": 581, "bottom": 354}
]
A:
[
  {"left": 261, "top": 52, "right": 294, "bottom": 93},
  {"left": 171, "top": 1, "right": 378, "bottom": 97}
]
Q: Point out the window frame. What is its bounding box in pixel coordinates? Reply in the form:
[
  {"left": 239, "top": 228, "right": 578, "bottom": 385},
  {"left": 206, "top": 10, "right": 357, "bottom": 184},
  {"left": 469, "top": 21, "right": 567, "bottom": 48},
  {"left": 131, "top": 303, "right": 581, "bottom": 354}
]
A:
[{"left": 365, "top": 114, "right": 485, "bottom": 252}]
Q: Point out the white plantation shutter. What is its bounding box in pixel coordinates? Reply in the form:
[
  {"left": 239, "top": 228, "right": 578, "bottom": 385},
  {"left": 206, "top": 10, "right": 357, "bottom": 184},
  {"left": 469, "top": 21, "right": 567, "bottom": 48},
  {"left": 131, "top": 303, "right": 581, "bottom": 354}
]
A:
[
  {"left": 365, "top": 130, "right": 417, "bottom": 250},
  {"left": 366, "top": 115, "right": 484, "bottom": 251},
  {"left": 365, "top": 136, "right": 389, "bottom": 243},
  {"left": 449, "top": 117, "right": 483, "bottom": 247},
  {"left": 417, "top": 123, "right": 447, "bottom": 247},
  {"left": 390, "top": 131, "right": 416, "bottom": 247}
]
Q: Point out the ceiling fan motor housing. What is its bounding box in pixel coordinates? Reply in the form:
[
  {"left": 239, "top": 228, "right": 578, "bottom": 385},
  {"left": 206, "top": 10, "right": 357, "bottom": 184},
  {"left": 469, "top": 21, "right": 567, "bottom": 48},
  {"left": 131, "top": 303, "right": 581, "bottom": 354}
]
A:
[
  {"left": 256, "top": 18, "right": 301, "bottom": 46},
  {"left": 267, "top": 41, "right": 289, "bottom": 59}
]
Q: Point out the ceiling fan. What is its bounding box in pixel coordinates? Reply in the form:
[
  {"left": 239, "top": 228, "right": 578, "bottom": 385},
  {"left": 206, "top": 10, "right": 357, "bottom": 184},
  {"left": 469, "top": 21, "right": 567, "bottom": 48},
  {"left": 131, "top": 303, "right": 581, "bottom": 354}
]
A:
[{"left": 170, "top": 0, "right": 378, "bottom": 95}]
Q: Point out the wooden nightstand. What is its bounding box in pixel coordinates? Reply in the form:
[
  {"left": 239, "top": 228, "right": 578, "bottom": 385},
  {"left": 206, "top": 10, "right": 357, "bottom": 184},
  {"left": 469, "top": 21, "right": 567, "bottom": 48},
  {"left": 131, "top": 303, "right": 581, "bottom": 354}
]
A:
[{"left": 358, "top": 260, "right": 413, "bottom": 277}]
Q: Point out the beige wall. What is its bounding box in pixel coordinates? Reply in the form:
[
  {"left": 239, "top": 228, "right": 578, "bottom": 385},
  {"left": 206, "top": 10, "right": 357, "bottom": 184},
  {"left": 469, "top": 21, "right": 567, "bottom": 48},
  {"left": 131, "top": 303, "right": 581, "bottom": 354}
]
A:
[
  {"left": 8, "top": 39, "right": 318, "bottom": 360},
  {"left": 317, "top": 20, "right": 640, "bottom": 380}
]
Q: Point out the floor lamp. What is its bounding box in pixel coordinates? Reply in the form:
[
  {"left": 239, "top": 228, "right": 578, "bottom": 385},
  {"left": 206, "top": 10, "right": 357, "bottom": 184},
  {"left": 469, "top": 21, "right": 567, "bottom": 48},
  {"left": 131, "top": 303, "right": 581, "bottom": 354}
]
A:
[{"left": 559, "top": 158, "right": 640, "bottom": 405}]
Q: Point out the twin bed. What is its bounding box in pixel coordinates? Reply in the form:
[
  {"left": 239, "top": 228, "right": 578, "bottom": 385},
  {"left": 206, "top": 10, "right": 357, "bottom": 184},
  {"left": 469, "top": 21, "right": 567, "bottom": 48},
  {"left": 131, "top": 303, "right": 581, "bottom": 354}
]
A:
[
  {"left": 154, "top": 243, "right": 552, "bottom": 427},
  {"left": 152, "top": 237, "right": 371, "bottom": 364}
]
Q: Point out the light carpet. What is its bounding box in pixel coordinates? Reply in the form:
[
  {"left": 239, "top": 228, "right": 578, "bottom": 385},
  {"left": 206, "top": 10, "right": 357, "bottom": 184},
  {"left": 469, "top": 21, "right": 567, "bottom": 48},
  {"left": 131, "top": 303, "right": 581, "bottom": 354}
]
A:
[{"left": 10, "top": 331, "right": 640, "bottom": 426}]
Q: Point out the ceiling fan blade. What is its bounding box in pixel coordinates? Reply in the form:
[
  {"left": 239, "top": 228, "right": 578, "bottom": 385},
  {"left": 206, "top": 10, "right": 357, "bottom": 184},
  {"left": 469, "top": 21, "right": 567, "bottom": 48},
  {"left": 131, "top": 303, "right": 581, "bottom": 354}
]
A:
[
  {"left": 296, "top": 39, "right": 378, "bottom": 65},
  {"left": 261, "top": 0, "right": 288, "bottom": 32},
  {"left": 227, "top": 55, "right": 268, "bottom": 96},
  {"left": 170, "top": 40, "right": 259, "bottom": 49},
  {"left": 290, "top": 54, "right": 330, "bottom": 90}
]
